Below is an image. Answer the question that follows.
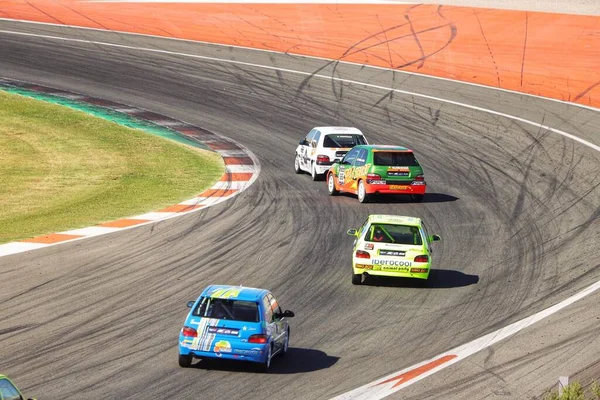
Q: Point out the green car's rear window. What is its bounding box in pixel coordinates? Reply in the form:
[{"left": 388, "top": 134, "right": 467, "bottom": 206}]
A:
[{"left": 374, "top": 151, "right": 419, "bottom": 166}]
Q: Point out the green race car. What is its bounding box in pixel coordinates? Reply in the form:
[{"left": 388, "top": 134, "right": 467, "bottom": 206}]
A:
[
  {"left": 0, "top": 374, "right": 36, "bottom": 400},
  {"left": 327, "top": 145, "right": 426, "bottom": 203},
  {"left": 347, "top": 215, "right": 441, "bottom": 285}
]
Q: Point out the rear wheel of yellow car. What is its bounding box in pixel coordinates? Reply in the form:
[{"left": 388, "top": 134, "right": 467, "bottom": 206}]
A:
[
  {"left": 417, "top": 278, "right": 429, "bottom": 288},
  {"left": 328, "top": 173, "right": 339, "bottom": 195},
  {"left": 357, "top": 180, "right": 370, "bottom": 203},
  {"left": 352, "top": 273, "right": 362, "bottom": 285}
]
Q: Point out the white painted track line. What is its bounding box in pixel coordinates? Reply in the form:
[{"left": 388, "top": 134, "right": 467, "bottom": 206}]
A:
[{"left": 333, "top": 280, "right": 600, "bottom": 399}]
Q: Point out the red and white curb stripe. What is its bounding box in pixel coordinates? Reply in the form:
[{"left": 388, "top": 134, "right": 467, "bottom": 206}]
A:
[{"left": 0, "top": 82, "right": 260, "bottom": 258}]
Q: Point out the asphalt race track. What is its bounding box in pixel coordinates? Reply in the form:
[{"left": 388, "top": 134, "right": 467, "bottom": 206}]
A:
[{"left": 1, "top": 20, "right": 600, "bottom": 399}]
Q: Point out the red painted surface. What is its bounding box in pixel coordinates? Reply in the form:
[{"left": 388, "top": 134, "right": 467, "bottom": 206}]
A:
[
  {"left": 377, "top": 354, "right": 458, "bottom": 388},
  {"left": 2, "top": 1, "right": 599, "bottom": 107}
]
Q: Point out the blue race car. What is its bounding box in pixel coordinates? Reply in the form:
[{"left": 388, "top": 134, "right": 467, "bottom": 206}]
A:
[{"left": 178, "top": 285, "right": 295, "bottom": 371}]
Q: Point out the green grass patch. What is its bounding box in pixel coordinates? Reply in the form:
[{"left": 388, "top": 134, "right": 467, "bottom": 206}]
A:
[
  {"left": 0, "top": 91, "right": 224, "bottom": 243},
  {"left": 545, "top": 381, "right": 600, "bottom": 400}
]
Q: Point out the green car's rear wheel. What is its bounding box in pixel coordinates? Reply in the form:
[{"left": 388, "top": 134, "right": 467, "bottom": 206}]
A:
[
  {"left": 352, "top": 273, "right": 362, "bottom": 285},
  {"left": 328, "top": 173, "right": 339, "bottom": 195},
  {"left": 357, "top": 180, "right": 370, "bottom": 203}
]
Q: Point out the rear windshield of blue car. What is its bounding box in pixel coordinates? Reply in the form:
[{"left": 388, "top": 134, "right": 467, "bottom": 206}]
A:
[
  {"left": 192, "top": 297, "right": 260, "bottom": 322},
  {"left": 374, "top": 151, "right": 419, "bottom": 166},
  {"left": 323, "top": 134, "right": 366, "bottom": 148}
]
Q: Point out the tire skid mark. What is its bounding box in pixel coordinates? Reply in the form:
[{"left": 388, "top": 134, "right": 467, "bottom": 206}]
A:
[
  {"left": 520, "top": 12, "right": 529, "bottom": 88},
  {"left": 474, "top": 10, "right": 501, "bottom": 87}
]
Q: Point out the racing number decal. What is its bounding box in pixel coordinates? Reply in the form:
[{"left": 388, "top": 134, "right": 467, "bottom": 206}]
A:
[
  {"left": 301, "top": 146, "right": 308, "bottom": 169},
  {"left": 338, "top": 166, "right": 346, "bottom": 185}
]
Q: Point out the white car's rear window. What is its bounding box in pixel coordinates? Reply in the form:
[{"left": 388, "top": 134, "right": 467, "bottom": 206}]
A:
[{"left": 323, "top": 134, "right": 366, "bottom": 148}]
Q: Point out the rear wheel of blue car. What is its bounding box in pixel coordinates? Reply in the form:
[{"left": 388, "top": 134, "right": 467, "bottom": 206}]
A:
[
  {"left": 178, "top": 354, "right": 192, "bottom": 368},
  {"left": 259, "top": 344, "right": 273, "bottom": 372},
  {"left": 281, "top": 329, "right": 290, "bottom": 357}
]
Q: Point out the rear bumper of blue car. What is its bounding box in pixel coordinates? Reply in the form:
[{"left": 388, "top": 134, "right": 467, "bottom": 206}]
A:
[{"left": 179, "top": 337, "right": 267, "bottom": 364}]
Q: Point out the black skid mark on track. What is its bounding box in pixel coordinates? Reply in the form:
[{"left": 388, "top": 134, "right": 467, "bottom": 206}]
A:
[
  {"left": 25, "top": 1, "right": 65, "bottom": 25},
  {"left": 520, "top": 12, "right": 529, "bottom": 88}
]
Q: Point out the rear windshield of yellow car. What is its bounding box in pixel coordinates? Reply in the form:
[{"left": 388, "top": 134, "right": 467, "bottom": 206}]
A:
[
  {"left": 374, "top": 151, "right": 419, "bottom": 166},
  {"left": 366, "top": 224, "right": 423, "bottom": 245},
  {"left": 323, "top": 134, "right": 367, "bottom": 148}
]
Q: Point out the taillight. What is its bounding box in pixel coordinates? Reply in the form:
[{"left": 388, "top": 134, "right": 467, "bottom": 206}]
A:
[
  {"left": 366, "top": 174, "right": 385, "bottom": 184},
  {"left": 356, "top": 250, "right": 371, "bottom": 259},
  {"left": 414, "top": 255, "right": 429, "bottom": 263},
  {"left": 181, "top": 327, "right": 197, "bottom": 337},
  {"left": 316, "top": 155, "right": 330, "bottom": 165},
  {"left": 411, "top": 174, "right": 425, "bottom": 185},
  {"left": 249, "top": 334, "right": 268, "bottom": 344}
]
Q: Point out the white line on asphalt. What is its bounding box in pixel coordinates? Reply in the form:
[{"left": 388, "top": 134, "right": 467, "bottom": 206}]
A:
[
  {"left": 333, "top": 280, "right": 600, "bottom": 399},
  {"left": 1, "top": 28, "right": 598, "bottom": 153}
]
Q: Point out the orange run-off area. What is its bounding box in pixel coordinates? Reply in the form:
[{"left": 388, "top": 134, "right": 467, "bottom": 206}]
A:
[{"left": 1, "top": 1, "right": 599, "bottom": 108}]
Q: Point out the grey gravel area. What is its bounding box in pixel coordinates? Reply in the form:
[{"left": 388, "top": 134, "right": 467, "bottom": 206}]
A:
[{"left": 388, "top": 0, "right": 600, "bottom": 15}]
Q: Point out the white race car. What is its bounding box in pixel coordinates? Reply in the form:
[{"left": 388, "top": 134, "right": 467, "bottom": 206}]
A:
[{"left": 294, "top": 126, "right": 368, "bottom": 180}]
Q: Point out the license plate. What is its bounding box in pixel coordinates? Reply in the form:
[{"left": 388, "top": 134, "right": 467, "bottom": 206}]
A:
[
  {"left": 389, "top": 185, "right": 409, "bottom": 190},
  {"left": 383, "top": 266, "right": 409, "bottom": 272}
]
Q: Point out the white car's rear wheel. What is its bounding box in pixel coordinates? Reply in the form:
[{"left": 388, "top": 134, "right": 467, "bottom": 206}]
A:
[
  {"left": 294, "top": 155, "right": 301, "bottom": 174},
  {"left": 311, "top": 163, "right": 320, "bottom": 181}
]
